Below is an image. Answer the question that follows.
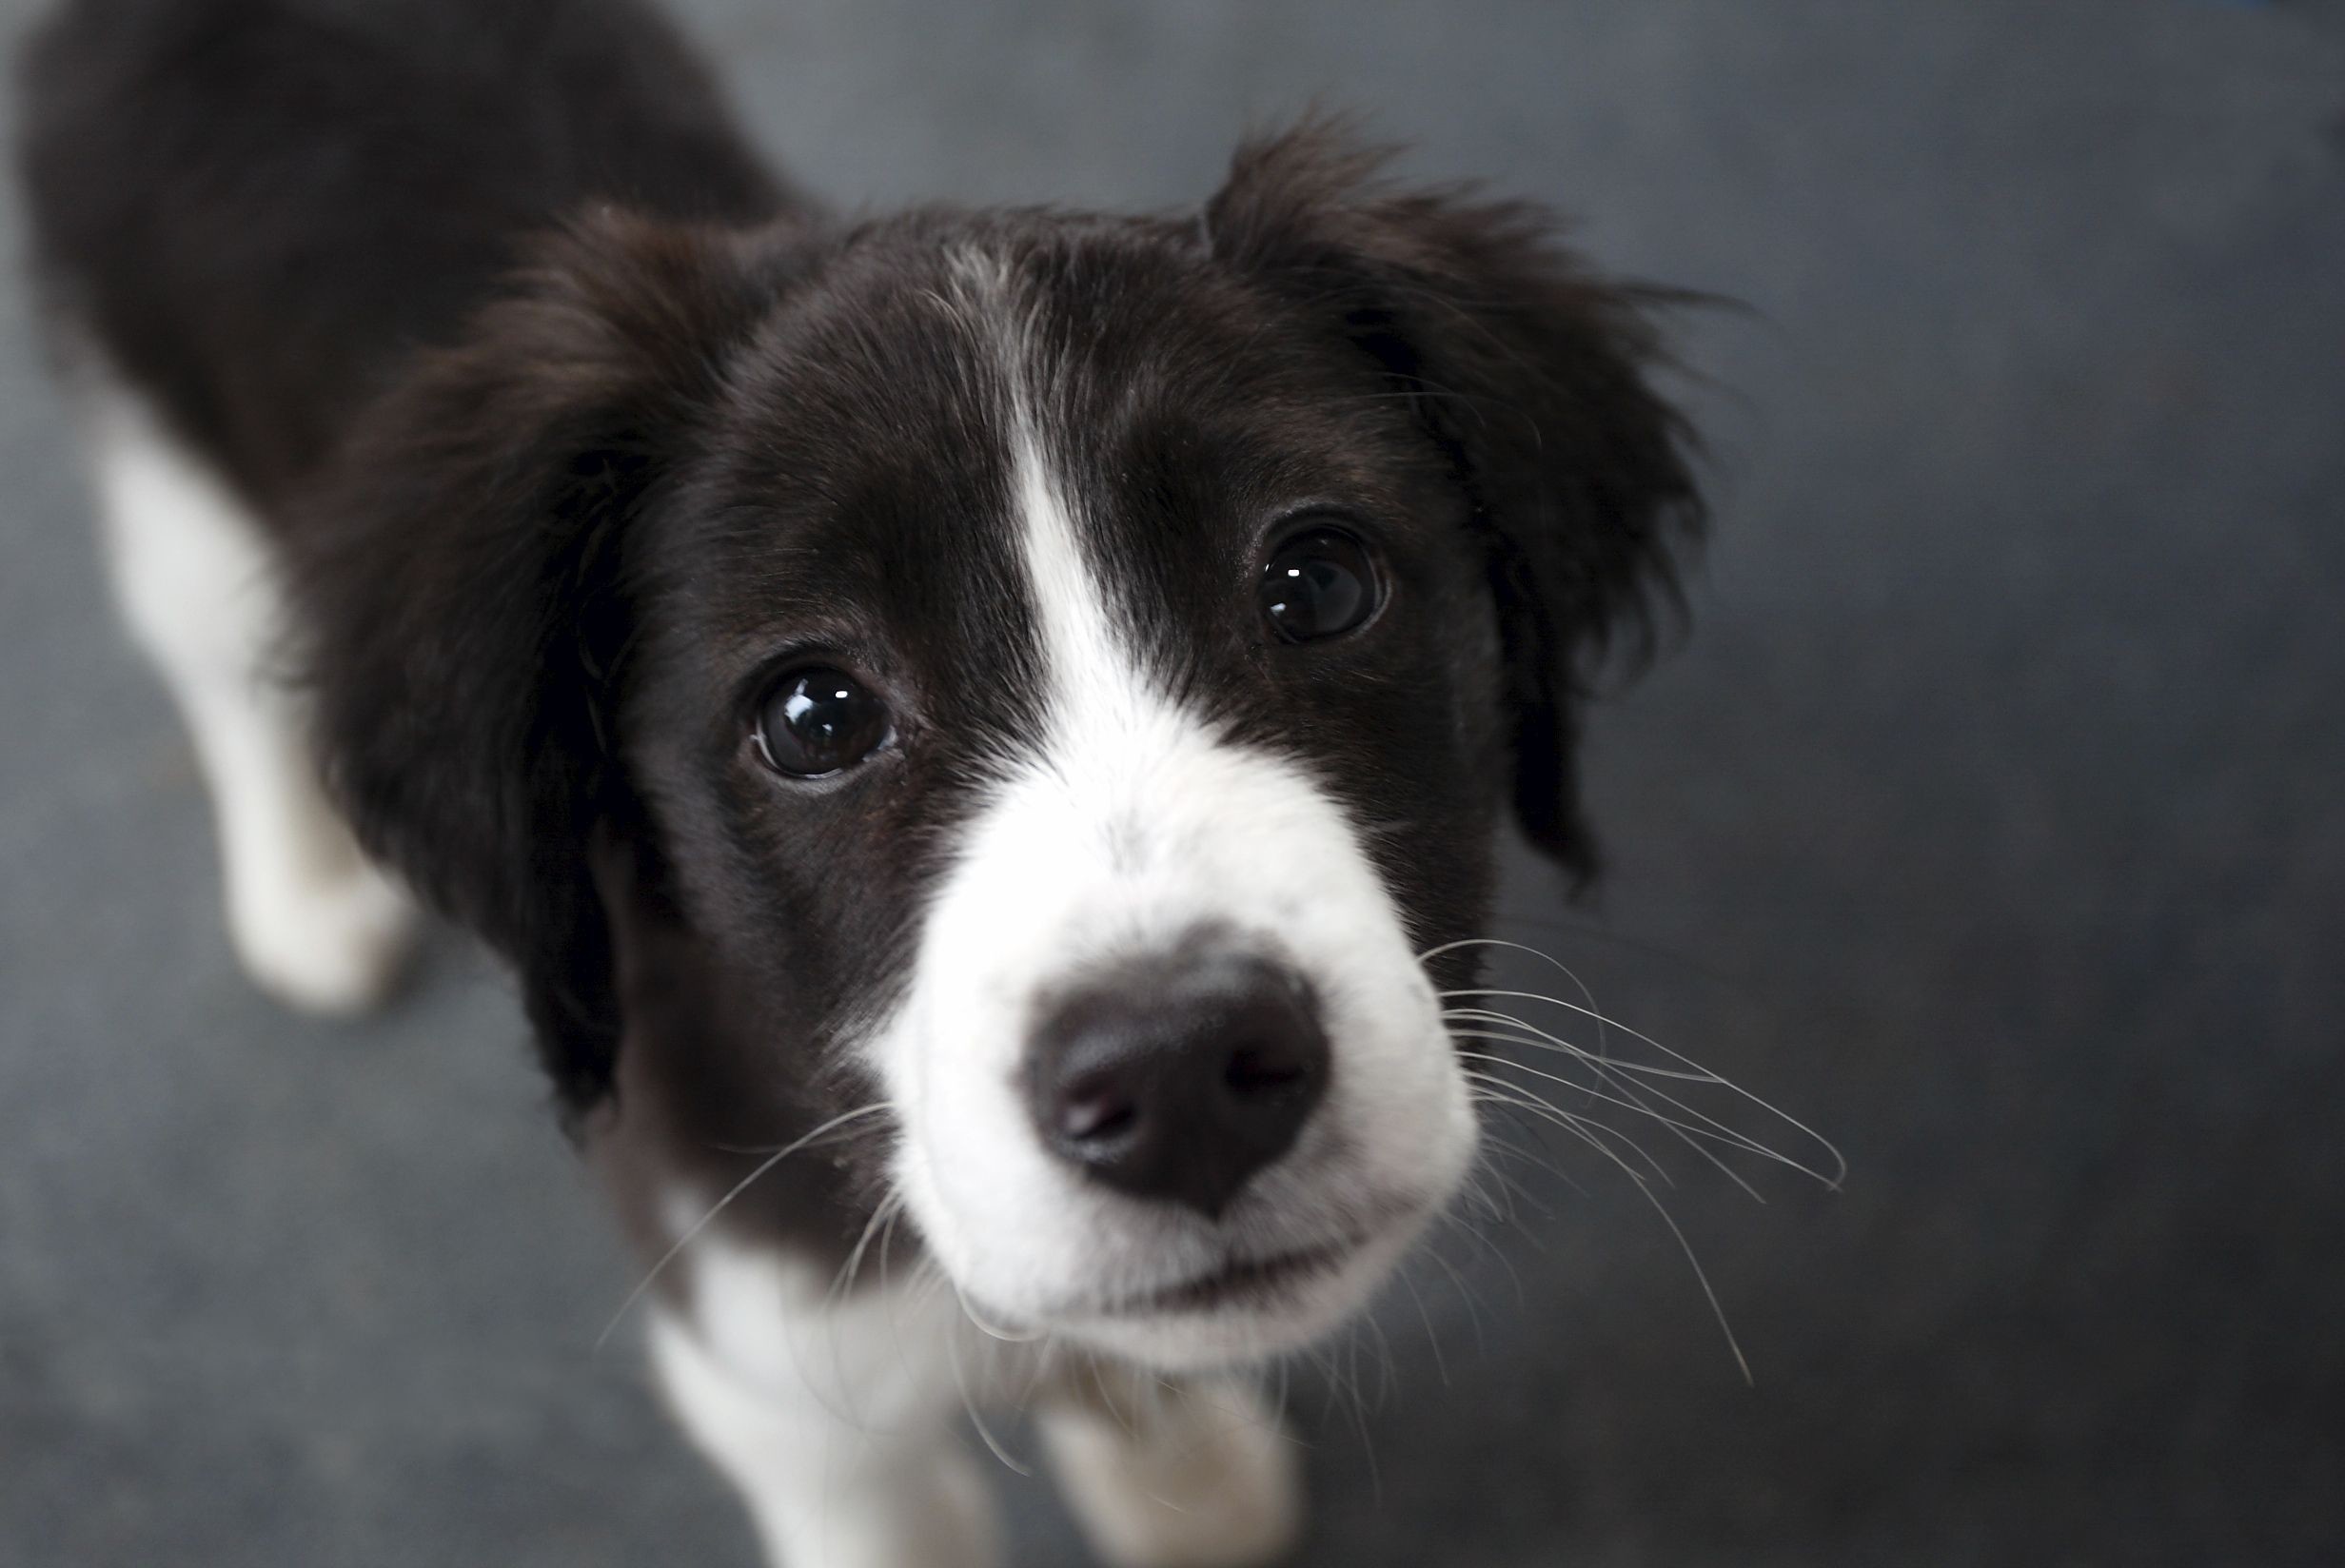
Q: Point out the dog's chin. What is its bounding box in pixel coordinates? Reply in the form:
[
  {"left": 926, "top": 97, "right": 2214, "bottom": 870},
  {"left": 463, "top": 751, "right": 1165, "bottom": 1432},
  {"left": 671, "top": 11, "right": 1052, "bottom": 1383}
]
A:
[{"left": 994, "top": 1220, "right": 1427, "bottom": 1374}]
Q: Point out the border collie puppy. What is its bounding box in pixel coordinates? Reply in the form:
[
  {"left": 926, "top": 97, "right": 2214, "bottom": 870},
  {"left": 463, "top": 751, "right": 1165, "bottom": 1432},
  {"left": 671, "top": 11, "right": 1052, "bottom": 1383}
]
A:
[{"left": 19, "top": 1, "right": 1699, "bottom": 1562}]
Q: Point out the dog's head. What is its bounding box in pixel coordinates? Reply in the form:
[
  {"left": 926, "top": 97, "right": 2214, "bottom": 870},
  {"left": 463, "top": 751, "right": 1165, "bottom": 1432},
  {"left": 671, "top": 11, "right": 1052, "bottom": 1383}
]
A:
[{"left": 305, "top": 127, "right": 1698, "bottom": 1367}]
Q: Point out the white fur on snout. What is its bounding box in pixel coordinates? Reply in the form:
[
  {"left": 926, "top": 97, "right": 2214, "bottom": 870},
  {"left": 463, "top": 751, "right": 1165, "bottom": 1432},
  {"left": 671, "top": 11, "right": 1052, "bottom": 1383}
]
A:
[{"left": 871, "top": 283, "right": 1475, "bottom": 1367}]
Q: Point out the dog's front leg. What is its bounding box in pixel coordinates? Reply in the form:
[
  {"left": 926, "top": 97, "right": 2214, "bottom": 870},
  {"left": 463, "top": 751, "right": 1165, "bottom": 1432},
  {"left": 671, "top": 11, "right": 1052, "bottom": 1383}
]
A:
[
  {"left": 648, "top": 1293, "right": 999, "bottom": 1568},
  {"left": 1039, "top": 1362, "right": 1304, "bottom": 1568}
]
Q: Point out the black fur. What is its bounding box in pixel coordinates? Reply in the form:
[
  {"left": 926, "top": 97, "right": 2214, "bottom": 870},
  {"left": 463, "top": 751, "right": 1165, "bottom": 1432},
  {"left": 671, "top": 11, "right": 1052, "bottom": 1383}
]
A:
[
  {"left": 16, "top": 0, "right": 1699, "bottom": 1265},
  {"left": 1206, "top": 125, "right": 1704, "bottom": 878},
  {"left": 17, "top": 0, "right": 784, "bottom": 503}
]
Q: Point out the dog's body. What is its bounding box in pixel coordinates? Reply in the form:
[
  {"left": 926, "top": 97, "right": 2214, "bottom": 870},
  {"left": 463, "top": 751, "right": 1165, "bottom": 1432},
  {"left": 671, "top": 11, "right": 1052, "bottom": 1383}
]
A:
[{"left": 19, "top": 2, "right": 1699, "bottom": 1562}]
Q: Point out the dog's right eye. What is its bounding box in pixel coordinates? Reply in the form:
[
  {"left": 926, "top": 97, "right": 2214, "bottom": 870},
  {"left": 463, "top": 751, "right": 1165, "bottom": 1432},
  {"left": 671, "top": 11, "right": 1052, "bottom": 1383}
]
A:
[
  {"left": 1259, "top": 524, "right": 1383, "bottom": 643},
  {"left": 753, "top": 667, "right": 892, "bottom": 777}
]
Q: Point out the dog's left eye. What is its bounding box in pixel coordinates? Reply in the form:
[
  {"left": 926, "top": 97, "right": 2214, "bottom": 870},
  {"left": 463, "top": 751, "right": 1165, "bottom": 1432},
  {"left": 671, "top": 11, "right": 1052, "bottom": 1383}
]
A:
[
  {"left": 753, "top": 667, "right": 892, "bottom": 777},
  {"left": 1259, "top": 525, "right": 1382, "bottom": 643}
]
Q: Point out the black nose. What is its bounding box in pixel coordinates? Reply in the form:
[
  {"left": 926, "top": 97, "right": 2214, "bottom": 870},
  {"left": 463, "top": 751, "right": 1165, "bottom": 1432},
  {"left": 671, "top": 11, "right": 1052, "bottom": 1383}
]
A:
[{"left": 1026, "top": 950, "right": 1330, "bottom": 1218}]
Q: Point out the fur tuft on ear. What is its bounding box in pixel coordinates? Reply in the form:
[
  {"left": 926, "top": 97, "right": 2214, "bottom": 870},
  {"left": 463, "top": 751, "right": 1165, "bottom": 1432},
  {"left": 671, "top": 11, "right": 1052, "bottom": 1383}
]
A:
[
  {"left": 1206, "top": 120, "right": 1705, "bottom": 881},
  {"left": 293, "top": 210, "right": 792, "bottom": 1116}
]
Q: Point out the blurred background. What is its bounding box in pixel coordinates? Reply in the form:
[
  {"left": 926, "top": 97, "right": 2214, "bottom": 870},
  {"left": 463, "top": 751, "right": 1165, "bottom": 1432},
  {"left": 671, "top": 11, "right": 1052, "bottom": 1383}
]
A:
[{"left": 4, "top": 1, "right": 2341, "bottom": 1563}]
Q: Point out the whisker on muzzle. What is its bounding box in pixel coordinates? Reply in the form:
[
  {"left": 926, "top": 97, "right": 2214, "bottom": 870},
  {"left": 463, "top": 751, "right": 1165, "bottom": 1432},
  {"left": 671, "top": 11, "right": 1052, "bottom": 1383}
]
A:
[
  {"left": 1423, "top": 933, "right": 1843, "bottom": 1387},
  {"left": 594, "top": 1101, "right": 896, "bottom": 1353},
  {"left": 1426, "top": 935, "right": 1846, "bottom": 1188},
  {"left": 1450, "top": 1039, "right": 1823, "bottom": 1197},
  {"left": 1464, "top": 1069, "right": 1757, "bottom": 1385}
]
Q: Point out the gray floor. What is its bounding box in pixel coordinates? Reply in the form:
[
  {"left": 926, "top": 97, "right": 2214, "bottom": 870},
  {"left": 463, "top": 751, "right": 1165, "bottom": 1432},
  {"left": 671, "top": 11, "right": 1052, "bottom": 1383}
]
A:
[{"left": 6, "top": 1, "right": 2343, "bottom": 1563}]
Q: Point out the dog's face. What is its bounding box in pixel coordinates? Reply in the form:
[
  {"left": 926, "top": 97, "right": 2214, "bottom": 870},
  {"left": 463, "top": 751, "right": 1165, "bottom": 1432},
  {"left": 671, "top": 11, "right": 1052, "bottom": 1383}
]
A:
[
  {"left": 620, "top": 231, "right": 1508, "bottom": 1362},
  {"left": 304, "top": 128, "right": 1698, "bottom": 1367}
]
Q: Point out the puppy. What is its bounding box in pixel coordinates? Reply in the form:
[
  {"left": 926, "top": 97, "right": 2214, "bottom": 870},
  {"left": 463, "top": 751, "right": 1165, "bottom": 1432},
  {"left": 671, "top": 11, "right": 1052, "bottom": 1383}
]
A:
[{"left": 18, "top": 1, "right": 1700, "bottom": 1562}]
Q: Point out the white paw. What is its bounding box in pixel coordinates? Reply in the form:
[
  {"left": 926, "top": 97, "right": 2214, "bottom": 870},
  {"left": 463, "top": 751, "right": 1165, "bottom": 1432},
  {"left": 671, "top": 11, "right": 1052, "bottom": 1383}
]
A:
[
  {"left": 228, "top": 860, "right": 419, "bottom": 1016},
  {"left": 1044, "top": 1374, "right": 1304, "bottom": 1568},
  {"left": 761, "top": 1453, "right": 1003, "bottom": 1568},
  {"left": 647, "top": 1304, "right": 1005, "bottom": 1568}
]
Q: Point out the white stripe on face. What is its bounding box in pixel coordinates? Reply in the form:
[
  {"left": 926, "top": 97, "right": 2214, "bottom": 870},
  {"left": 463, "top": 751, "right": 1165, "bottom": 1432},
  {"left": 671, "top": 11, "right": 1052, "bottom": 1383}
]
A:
[{"left": 870, "top": 253, "right": 1476, "bottom": 1367}]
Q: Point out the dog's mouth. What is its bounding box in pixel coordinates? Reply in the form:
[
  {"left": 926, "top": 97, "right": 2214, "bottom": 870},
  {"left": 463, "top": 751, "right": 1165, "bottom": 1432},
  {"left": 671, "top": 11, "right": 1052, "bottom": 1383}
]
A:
[
  {"left": 950, "top": 1197, "right": 1441, "bottom": 1367},
  {"left": 1105, "top": 1237, "right": 1364, "bottom": 1318}
]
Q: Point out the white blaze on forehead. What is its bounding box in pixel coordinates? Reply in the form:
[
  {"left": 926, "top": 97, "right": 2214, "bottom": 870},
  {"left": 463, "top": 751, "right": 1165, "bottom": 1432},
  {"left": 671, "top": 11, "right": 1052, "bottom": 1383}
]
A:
[
  {"left": 946, "top": 242, "right": 1209, "bottom": 891},
  {"left": 945, "top": 243, "right": 1155, "bottom": 741},
  {"left": 1013, "top": 421, "right": 1140, "bottom": 733}
]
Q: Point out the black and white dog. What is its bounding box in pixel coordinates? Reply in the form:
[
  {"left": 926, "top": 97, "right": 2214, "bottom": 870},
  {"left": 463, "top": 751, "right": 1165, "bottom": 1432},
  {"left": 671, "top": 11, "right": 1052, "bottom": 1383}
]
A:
[{"left": 19, "top": 1, "right": 1700, "bottom": 1562}]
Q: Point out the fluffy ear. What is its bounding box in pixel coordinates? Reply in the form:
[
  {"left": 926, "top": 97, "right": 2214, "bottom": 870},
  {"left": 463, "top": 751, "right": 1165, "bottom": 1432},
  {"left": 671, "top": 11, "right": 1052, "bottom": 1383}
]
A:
[
  {"left": 1206, "top": 124, "right": 1705, "bottom": 881},
  {"left": 294, "top": 210, "right": 787, "bottom": 1116}
]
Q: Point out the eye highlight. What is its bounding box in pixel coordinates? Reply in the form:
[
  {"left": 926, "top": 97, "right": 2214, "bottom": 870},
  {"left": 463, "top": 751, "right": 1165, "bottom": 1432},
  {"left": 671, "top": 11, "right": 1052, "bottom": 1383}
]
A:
[
  {"left": 753, "top": 666, "right": 892, "bottom": 777},
  {"left": 1259, "top": 524, "right": 1382, "bottom": 643}
]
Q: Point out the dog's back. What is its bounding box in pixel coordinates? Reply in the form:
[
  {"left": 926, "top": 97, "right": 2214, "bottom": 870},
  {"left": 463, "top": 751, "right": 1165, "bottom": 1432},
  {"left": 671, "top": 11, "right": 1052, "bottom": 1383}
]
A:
[
  {"left": 17, "top": 0, "right": 782, "bottom": 508},
  {"left": 14, "top": 0, "right": 788, "bottom": 1015}
]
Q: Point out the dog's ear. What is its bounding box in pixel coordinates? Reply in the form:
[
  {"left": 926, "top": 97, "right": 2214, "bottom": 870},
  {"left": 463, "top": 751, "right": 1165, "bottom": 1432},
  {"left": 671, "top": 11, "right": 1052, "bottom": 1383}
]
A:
[
  {"left": 1206, "top": 124, "right": 1704, "bottom": 882},
  {"left": 296, "top": 210, "right": 789, "bottom": 1118}
]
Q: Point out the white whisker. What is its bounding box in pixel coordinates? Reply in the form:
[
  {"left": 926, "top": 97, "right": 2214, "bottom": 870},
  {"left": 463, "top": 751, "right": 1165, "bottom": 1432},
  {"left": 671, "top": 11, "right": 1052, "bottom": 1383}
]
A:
[
  {"left": 828, "top": 1188, "right": 908, "bottom": 1310},
  {"left": 1475, "top": 1127, "right": 1586, "bottom": 1202},
  {"left": 941, "top": 1296, "right": 1034, "bottom": 1477},
  {"left": 1395, "top": 1262, "right": 1451, "bottom": 1389},
  {"left": 1458, "top": 1049, "right": 1783, "bottom": 1200},
  {"left": 1415, "top": 1235, "right": 1488, "bottom": 1357},
  {"left": 1435, "top": 1201, "right": 1528, "bottom": 1303},
  {"left": 1488, "top": 1053, "right": 1766, "bottom": 1203},
  {"left": 1426, "top": 937, "right": 1846, "bottom": 1187},
  {"left": 949, "top": 1276, "right": 1048, "bottom": 1345},
  {"left": 1443, "top": 1009, "right": 1727, "bottom": 1084},
  {"left": 1468, "top": 1075, "right": 1755, "bottom": 1384},
  {"left": 1448, "top": 1010, "right": 1843, "bottom": 1191},
  {"left": 594, "top": 1102, "right": 894, "bottom": 1352},
  {"left": 1466, "top": 1073, "right": 1677, "bottom": 1187}
]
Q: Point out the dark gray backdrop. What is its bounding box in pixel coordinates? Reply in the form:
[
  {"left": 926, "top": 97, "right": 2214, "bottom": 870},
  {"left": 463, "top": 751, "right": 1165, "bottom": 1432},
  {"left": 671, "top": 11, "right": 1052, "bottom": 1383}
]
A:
[{"left": 4, "top": 2, "right": 2340, "bottom": 1563}]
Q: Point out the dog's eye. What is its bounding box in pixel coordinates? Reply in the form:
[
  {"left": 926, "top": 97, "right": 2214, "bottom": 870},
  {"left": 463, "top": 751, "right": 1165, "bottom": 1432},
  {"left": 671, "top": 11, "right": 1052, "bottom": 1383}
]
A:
[
  {"left": 754, "top": 667, "right": 892, "bottom": 777},
  {"left": 1259, "top": 526, "right": 1382, "bottom": 643}
]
